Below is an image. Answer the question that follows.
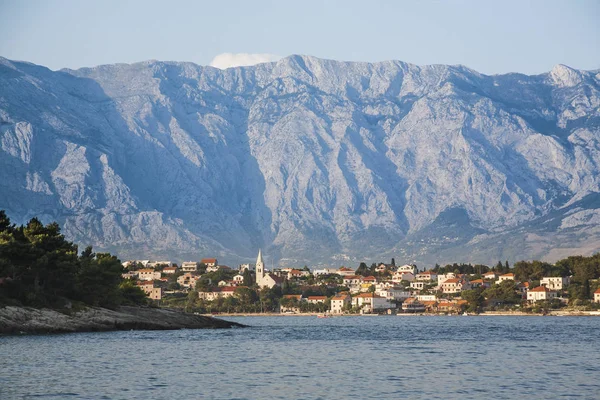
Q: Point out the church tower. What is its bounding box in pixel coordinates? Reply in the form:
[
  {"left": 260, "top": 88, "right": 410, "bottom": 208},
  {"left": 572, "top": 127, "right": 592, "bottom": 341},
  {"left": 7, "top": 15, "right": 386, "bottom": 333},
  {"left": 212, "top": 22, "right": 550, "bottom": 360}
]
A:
[{"left": 255, "top": 249, "right": 265, "bottom": 285}]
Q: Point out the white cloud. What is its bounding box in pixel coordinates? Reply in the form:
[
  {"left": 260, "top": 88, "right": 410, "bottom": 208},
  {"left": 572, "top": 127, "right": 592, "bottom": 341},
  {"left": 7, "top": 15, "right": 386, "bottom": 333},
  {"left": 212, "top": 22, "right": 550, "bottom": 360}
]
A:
[{"left": 209, "top": 53, "right": 282, "bottom": 69}]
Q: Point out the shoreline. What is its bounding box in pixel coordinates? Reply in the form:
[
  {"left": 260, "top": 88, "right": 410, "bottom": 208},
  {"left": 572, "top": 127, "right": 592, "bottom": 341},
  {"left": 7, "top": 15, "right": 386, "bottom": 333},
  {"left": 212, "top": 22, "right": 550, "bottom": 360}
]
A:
[
  {"left": 0, "top": 305, "right": 246, "bottom": 335},
  {"left": 207, "top": 310, "right": 600, "bottom": 317}
]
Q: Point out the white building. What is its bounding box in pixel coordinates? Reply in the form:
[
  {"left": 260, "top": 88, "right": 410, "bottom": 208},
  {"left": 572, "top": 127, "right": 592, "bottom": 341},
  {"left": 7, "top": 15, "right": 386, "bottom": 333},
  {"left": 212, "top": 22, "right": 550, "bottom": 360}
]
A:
[
  {"left": 437, "top": 273, "right": 457, "bottom": 286},
  {"left": 162, "top": 266, "right": 178, "bottom": 274},
  {"left": 410, "top": 281, "right": 425, "bottom": 291},
  {"left": 415, "top": 271, "right": 438, "bottom": 282},
  {"left": 181, "top": 262, "right": 199, "bottom": 272},
  {"left": 397, "top": 264, "right": 417, "bottom": 274},
  {"left": 330, "top": 293, "right": 351, "bottom": 314},
  {"left": 352, "top": 293, "right": 394, "bottom": 313},
  {"left": 138, "top": 269, "right": 161, "bottom": 281},
  {"left": 376, "top": 286, "right": 411, "bottom": 301},
  {"left": 440, "top": 278, "right": 471, "bottom": 294},
  {"left": 527, "top": 286, "right": 558, "bottom": 302},
  {"left": 496, "top": 273, "right": 515, "bottom": 284},
  {"left": 392, "top": 271, "right": 415, "bottom": 283},
  {"left": 594, "top": 288, "right": 600, "bottom": 304},
  {"left": 255, "top": 249, "right": 282, "bottom": 289},
  {"left": 239, "top": 263, "right": 255, "bottom": 272},
  {"left": 540, "top": 276, "right": 569, "bottom": 290},
  {"left": 201, "top": 258, "right": 218, "bottom": 268},
  {"left": 146, "top": 260, "right": 173, "bottom": 268}
]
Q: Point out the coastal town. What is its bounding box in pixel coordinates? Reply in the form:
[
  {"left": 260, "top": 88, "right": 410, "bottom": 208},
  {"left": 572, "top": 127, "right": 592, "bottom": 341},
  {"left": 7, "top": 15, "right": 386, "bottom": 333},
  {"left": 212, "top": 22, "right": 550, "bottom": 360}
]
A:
[{"left": 122, "top": 250, "right": 600, "bottom": 315}]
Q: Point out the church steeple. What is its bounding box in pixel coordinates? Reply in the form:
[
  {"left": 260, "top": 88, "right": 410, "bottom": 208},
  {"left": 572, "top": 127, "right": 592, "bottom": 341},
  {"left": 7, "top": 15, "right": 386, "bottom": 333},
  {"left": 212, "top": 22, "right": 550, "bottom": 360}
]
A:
[{"left": 255, "top": 249, "right": 265, "bottom": 284}]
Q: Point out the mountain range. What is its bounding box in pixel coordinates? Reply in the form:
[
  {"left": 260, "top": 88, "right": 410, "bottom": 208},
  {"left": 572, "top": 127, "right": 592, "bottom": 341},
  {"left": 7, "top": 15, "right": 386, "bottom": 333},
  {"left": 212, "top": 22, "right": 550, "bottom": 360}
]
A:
[{"left": 1, "top": 55, "right": 599, "bottom": 267}]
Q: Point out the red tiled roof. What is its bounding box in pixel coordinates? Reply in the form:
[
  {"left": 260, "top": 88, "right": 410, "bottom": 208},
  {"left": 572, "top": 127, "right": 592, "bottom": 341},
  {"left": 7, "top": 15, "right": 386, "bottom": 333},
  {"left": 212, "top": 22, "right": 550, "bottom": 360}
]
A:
[
  {"left": 343, "top": 275, "right": 362, "bottom": 280},
  {"left": 308, "top": 296, "right": 327, "bottom": 300},
  {"left": 138, "top": 269, "right": 154, "bottom": 273},
  {"left": 529, "top": 286, "right": 551, "bottom": 292},
  {"left": 354, "top": 293, "right": 384, "bottom": 298},
  {"left": 284, "top": 294, "right": 302, "bottom": 299},
  {"left": 595, "top": 288, "right": 600, "bottom": 294},
  {"left": 500, "top": 273, "right": 514, "bottom": 277},
  {"left": 443, "top": 278, "right": 460, "bottom": 284},
  {"left": 201, "top": 258, "right": 217, "bottom": 263},
  {"left": 339, "top": 267, "right": 353, "bottom": 271}
]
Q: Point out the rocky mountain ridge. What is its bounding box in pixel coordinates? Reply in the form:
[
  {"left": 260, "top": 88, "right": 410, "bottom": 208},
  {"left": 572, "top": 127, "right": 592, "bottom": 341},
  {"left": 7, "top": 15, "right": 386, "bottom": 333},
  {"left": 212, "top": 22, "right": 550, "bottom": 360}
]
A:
[{"left": 1, "top": 55, "right": 599, "bottom": 266}]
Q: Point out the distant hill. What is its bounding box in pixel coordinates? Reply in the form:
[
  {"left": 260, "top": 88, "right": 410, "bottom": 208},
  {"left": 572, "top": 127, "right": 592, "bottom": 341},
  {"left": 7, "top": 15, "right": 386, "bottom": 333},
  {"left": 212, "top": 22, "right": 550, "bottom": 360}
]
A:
[{"left": 1, "top": 55, "right": 599, "bottom": 266}]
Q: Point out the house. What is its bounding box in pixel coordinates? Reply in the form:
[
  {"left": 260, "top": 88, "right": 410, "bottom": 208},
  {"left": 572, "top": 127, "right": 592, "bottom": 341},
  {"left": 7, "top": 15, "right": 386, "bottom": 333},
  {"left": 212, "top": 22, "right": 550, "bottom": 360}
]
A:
[
  {"left": 410, "top": 281, "right": 425, "bottom": 291},
  {"left": 313, "top": 268, "right": 338, "bottom": 276},
  {"left": 177, "top": 273, "right": 199, "bottom": 288},
  {"left": 123, "top": 260, "right": 149, "bottom": 268},
  {"left": 352, "top": 293, "right": 393, "bottom": 313},
  {"left": 233, "top": 274, "right": 245, "bottom": 284},
  {"left": 527, "top": 286, "right": 558, "bottom": 302},
  {"left": 417, "top": 294, "right": 437, "bottom": 302},
  {"left": 392, "top": 271, "right": 415, "bottom": 283},
  {"left": 137, "top": 281, "right": 163, "bottom": 300},
  {"left": 516, "top": 282, "right": 530, "bottom": 295},
  {"left": 121, "top": 271, "right": 138, "bottom": 280},
  {"left": 138, "top": 269, "right": 161, "bottom": 281},
  {"left": 330, "top": 293, "right": 351, "bottom": 314},
  {"left": 343, "top": 275, "right": 363, "bottom": 286},
  {"left": 281, "top": 294, "right": 303, "bottom": 313},
  {"left": 497, "top": 273, "right": 515, "bottom": 284},
  {"left": 482, "top": 271, "right": 497, "bottom": 280},
  {"left": 198, "top": 286, "right": 237, "bottom": 300},
  {"left": 146, "top": 260, "right": 173, "bottom": 268},
  {"left": 307, "top": 296, "right": 327, "bottom": 304},
  {"left": 401, "top": 298, "right": 425, "bottom": 313},
  {"left": 441, "top": 278, "right": 471, "bottom": 294},
  {"left": 207, "top": 265, "right": 230, "bottom": 273},
  {"left": 415, "top": 271, "right": 438, "bottom": 282},
  {"left": 376, "top": 286, "right": 411, "bottom": 301},
  {"left": 397, "top": 264, "right": 417, "bottom": 274},
  {"left": 594, "top": 288, "right": 600, "bottom": 303},
  {"left": 288, "top": 269, "right": 310, "bottom": 279},
  {"left": 201, "top": 258, "right": 218, "bottom": 268},
  {"left": 162, "top": 266, "right": 178, "bottom": 274},
  {"left": 437, "top": 273, "right": 457, "bottom": 286},
  {"left": 540, "top": 276, "right": 570, "bottom": 290},
  {"left": 363, "top": 276, "right": 378, "bottom": 284},
  {"left": 337, "top": 267, "right": 355, "bottom": 277},
  {"left": 239, "top": 263, "right": 255, "bottom": 272},
  {"left": 375, "top": 263, "right": 392, "bottom": 273},
  {"left": 181, "top": 262, "right": 199, "bottom": 272},
  {"left": 437, "top": 301, "right": 466, "bottom": 313}
]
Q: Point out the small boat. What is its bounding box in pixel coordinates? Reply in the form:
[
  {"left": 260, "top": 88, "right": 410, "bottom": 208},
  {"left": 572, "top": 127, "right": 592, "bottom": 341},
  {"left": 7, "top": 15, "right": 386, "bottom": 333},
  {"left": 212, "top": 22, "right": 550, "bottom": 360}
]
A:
[{"left": 317, "top": 314, "right": 331, "bottom": 318}]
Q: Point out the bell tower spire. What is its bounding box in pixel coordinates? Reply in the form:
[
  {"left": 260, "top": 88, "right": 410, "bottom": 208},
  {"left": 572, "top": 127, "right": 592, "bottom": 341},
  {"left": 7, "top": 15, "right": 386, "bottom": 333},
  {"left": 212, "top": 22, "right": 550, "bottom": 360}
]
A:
[{"left": 255, "top": 249, "right": 265, "bottom": 285}]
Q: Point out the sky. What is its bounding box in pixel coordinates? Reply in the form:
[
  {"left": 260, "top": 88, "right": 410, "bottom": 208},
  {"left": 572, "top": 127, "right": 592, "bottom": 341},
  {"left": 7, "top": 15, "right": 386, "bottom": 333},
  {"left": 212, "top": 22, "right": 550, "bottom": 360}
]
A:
[{"left": 0, "top": 0, "right": 598, "bottom": 75}]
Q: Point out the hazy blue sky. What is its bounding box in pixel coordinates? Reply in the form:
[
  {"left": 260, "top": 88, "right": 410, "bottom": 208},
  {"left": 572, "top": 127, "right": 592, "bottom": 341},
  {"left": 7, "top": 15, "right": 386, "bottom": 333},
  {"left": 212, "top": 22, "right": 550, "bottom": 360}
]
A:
[{"left": 0, "top": 0, "right": 598, "bottom": 74}]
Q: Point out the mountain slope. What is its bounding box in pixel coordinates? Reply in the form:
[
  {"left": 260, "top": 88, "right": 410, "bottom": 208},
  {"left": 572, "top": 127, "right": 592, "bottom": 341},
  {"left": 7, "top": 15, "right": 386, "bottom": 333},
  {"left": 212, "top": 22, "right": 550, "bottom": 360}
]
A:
[{"left": 1, "top": 56, "right": 599, "bottom": 266}]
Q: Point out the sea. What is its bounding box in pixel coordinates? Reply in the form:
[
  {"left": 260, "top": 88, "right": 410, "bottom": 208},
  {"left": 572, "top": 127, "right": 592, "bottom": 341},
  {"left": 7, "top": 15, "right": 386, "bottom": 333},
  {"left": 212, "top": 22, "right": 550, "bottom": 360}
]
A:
[{"left": 1, "top": 315, "right": 599, "bottom": 400}]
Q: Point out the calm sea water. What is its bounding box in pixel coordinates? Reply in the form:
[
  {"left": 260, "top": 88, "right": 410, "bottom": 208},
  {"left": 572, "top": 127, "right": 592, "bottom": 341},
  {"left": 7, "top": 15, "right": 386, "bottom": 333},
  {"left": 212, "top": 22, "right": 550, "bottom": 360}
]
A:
[{"left": 1, "top": 316, "right": 599, "bottom": 399}]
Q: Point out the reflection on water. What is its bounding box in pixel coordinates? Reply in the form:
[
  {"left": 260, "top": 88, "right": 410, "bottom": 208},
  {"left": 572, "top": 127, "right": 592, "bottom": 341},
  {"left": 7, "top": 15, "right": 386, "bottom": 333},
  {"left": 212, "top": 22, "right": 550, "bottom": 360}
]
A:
[{"left": 1, "top": 316, "right": 599, "bottom": 399}]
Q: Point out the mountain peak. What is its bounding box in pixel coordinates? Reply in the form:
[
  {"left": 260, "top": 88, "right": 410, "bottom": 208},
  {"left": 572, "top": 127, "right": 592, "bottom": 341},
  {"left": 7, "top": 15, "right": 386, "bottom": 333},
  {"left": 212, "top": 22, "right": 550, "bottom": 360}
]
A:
[{"left": 549, "top": 64, "right": 583, "bottom": 87}]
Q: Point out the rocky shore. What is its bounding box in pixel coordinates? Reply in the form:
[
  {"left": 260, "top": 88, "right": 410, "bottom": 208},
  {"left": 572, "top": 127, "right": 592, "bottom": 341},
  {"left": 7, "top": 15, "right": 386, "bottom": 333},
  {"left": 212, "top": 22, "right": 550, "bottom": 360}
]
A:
[{"left": 0, "top": 305, "right": 246, "bottom": 334}]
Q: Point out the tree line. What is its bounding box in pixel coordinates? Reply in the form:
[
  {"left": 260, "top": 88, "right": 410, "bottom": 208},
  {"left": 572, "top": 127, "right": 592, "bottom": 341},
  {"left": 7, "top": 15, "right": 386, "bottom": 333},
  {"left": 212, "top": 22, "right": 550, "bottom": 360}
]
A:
[{"left": 0, "top": 211, "right": 146, "bottom": 308}]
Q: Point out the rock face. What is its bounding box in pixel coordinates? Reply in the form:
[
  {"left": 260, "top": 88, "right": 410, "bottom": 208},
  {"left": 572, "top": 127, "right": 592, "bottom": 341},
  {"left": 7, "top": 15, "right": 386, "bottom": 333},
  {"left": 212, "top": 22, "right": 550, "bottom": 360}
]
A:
[
  {"left": 0, "top": 55, "right": 599, "bottom": 266},
  {"left": 0, "top": 306, "right": 245, "bottom": 334}
]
